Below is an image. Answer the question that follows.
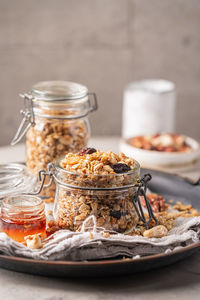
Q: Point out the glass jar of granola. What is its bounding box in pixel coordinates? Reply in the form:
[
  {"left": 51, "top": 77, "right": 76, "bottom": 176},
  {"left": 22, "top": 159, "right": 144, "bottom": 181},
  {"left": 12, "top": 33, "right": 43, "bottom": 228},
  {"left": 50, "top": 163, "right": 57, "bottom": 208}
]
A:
[
  {"left": 52, "top": 149, "right": 140, "bottom": 233},
  {"left": 11, "top": 81, "right": 98, "bottom": 198}
]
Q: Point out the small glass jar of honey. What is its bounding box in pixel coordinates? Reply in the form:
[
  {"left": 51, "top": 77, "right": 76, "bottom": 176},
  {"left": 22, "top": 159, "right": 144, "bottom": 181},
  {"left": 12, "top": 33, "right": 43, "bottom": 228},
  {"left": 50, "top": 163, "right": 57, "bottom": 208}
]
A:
[{"left": 0, "top": 195, "right": 46, "bottom": 242}]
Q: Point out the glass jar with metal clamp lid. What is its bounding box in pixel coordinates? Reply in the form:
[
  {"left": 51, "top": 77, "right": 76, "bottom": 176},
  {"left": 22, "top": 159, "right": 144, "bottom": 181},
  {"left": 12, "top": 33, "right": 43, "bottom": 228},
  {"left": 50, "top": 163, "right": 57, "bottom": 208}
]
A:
[
  {"left": 11, "top": 81, "right": 98, "bottom": 198},
  {"left": 30, "top": 160, "right": 158, "bottom": 234}
]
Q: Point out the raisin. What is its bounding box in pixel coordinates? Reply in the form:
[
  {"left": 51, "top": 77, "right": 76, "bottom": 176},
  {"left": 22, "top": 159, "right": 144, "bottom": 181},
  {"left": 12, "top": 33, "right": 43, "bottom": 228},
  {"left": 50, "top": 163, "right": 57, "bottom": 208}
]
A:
[
  {"left": 111, "top": 163, "right": 131, "bottom": 174},
  {"left": 110, "top": 210, "right": 121, "bottom": 220},
  {"left": 78, "top": 147, "right": 97, "bottom": 156}
]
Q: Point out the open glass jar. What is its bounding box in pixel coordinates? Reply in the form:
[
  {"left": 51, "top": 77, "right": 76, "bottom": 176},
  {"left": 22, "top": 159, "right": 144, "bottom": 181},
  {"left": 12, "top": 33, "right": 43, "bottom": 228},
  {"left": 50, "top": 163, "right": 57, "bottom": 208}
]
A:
[
  {"left": 47, "top": 157, "right": 141, "bottom": 233},
  {"left": 0, "top": 194, "right": 46, "bottom": 242},
  {"left": 0, "top": 163, "right": 37, "bottom": 201},
  {"left": 11, "top": 81, "right": 98, "bottom": 198}
]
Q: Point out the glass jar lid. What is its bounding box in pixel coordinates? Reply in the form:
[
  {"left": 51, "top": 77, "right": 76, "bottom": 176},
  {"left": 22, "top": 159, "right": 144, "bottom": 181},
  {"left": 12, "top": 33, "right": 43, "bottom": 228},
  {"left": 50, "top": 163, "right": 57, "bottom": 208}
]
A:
[
  {"left": 31, "top": 81, "right": 88, "bottom": 101},
  {"left": 11, "top": 81, "right": 98, "bottom": 146},
  {"left": 0, "top": 163, "right": 37, "bottom": 199}
]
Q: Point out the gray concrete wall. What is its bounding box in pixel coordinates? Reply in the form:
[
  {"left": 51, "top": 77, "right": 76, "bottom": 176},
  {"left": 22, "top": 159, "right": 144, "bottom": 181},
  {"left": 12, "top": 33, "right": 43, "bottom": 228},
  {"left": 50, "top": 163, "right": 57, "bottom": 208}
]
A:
[{"left": 0, "top": 0, "right": 200, "bottom": 146}]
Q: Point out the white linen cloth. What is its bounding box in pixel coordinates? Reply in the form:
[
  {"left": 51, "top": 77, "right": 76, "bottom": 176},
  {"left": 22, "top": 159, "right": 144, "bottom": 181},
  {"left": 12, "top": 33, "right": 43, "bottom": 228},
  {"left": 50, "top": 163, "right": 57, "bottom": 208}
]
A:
[{"left": 0, "top": 216, "right": 199, "bottom": 261}]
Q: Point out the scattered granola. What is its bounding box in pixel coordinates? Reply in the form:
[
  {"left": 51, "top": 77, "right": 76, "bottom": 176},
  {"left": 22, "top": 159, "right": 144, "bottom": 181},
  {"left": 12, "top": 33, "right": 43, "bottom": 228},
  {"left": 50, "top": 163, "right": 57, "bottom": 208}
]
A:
[
  {"left": 155, "top": 213, "right": 175, "bottom": 231},
  {"left": 172, "top": 201, "right": 199, "bottom": 217},
  {"left": 173, "top": 201, "right": 192, "bottom": 211}
]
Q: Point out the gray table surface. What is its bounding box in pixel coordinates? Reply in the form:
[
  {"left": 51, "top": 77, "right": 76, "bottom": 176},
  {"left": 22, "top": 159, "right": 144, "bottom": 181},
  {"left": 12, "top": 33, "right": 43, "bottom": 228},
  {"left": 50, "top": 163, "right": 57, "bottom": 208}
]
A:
[{"left": 0, "top": 137, "right": 200, "bottom": 300}]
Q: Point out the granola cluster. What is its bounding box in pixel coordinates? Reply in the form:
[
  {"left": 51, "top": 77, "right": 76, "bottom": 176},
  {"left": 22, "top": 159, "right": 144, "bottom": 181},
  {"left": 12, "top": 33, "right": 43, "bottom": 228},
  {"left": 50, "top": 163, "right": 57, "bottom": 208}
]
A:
[
  {"left": 55, "top": 149, "right": 140, "bottom": 232},
  {"left": 26, "top": 111, "right": 89, "bottom": 197},
  {"left": 60, "top": 149, "right": 135, "bottom": 175}
]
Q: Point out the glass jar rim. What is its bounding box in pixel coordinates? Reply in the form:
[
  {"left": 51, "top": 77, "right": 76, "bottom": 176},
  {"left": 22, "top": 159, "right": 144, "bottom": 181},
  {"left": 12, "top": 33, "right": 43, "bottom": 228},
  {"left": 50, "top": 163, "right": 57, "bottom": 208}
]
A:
[
  {"left": 0, "top": 163, "right": 37, "bottom": 199},
  {"left": 51, "top": 156, "right": 140, "bottom": 190},
  {"left": 2, "top": 194, "right": 43, "bottom": 211},
  {"left": 31, "top": 80, "right": 88, "bottom": 101},
  {"left": 54, "top": 155, "right": 140, "bottom": 178}
]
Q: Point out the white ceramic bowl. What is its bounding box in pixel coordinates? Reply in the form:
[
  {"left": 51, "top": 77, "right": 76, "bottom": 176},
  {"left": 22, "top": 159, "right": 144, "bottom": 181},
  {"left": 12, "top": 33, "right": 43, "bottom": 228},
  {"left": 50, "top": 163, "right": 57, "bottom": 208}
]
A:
[{"left": 120, "top": 136, "right": 200, "bottom": 168}]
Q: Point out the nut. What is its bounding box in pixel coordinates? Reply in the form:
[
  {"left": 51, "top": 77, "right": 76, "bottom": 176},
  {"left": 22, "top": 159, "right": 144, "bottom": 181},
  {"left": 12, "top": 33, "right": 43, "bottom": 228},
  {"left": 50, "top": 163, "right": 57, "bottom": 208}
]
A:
[
  {"left": 143, "top": 225, "right": 168, "bottom": 238},
  {"left": 24, "top": 234, "right": 43, "bottom": 249},
  {"left": 47, "top": 210, "right": 53, "bottom": 216},
  {"left": 103, "top": 232, "right": 110, "bottom": 238}
]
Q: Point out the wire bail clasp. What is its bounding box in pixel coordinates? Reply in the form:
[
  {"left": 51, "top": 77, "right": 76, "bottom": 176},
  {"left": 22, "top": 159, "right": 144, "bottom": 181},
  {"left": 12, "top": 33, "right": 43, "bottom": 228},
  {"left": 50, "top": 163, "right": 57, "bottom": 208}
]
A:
[
  {"left": 25, "top": 163, "right": 54, "bottom": 196},
  {"left": 11, "top": 94, "right": 35, "bottom": 146},
  {"left": 88, "top": 92, "right": 98, "bottom": 113},
  {"left": 132, "top": 174, "right": 158, "bottom": 229}
]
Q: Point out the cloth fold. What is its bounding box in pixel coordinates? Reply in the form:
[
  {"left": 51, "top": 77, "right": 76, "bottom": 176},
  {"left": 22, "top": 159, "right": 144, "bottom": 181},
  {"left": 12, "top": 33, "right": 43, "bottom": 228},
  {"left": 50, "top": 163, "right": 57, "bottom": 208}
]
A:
[{"left": 0, "top": 216, "right": 200, "bottom": 261}]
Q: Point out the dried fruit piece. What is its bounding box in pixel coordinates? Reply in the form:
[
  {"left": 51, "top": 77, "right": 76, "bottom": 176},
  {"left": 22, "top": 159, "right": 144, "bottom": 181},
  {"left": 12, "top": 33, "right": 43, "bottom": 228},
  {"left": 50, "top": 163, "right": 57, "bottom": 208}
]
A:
[
  {"left": 110, "top": 210, "right": 121, "bottom": 220},
  {"left": 111, "top": 163, "right": 131, "bottom": 174},
  {"left": 78, "top": 147, "right": 97, "bottom": 156}
]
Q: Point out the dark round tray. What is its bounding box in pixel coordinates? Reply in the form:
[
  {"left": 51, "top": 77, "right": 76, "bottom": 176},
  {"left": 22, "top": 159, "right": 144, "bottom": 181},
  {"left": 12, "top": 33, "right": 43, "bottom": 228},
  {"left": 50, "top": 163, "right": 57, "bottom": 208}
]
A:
[{"left": 0, "top": 168, "right": 199, "bottom": 277}]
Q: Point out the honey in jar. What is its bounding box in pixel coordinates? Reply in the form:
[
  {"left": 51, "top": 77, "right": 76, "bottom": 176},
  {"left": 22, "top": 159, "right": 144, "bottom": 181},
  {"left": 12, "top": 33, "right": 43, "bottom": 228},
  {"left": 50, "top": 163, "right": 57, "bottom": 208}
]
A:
[{"left": 0, "top": 195, "right": 46, "bottom": 243}]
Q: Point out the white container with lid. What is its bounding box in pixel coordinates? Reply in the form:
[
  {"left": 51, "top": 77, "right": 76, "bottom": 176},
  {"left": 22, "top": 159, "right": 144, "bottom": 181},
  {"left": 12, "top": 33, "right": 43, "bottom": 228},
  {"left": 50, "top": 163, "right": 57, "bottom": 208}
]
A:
[{"left": 122, "top": 79, "right": 176, "bottom": 139}]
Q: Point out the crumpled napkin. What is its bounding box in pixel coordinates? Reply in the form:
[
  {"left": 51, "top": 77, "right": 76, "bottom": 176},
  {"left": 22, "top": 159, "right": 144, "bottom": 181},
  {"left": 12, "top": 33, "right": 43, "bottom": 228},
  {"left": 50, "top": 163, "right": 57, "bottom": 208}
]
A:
[{"left": 0, "top": 216, "right": 200, "bottom": 261}]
